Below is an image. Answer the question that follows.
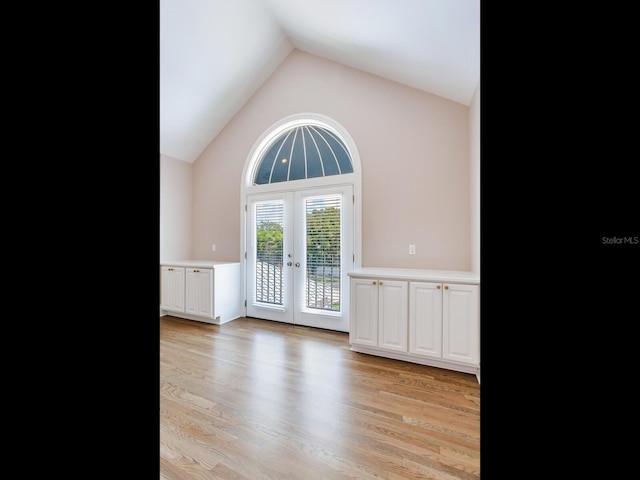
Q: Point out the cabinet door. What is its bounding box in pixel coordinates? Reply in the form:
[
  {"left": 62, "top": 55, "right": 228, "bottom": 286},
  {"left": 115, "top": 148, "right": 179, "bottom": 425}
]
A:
[
  {"left": 442, "top": 284, "right": 479, "bottom": 366},
  {"left": 349, "top": 278, "right": 378, "bottom": 347},
  {"left": 161, "top": 266, "right": 185, "bottom": 312},
  {"left": 185, "top": 268, "right": 214, "bottom": 318},
  {"left": 409, "top": 282, "right": 443, "bottom": 358},
  {"left": 378, "top": 280, "right": 408, "bottom": 352}
]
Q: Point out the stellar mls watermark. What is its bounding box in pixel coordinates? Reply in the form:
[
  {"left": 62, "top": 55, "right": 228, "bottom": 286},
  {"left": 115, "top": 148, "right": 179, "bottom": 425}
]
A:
[{"left": 602, "top": 236, "right": 639, "bottom": 245}]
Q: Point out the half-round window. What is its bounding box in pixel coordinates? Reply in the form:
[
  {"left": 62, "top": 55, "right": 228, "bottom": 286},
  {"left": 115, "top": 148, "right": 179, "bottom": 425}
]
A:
[{"left": 253, "top": 125, "right": 354, "bottom": 185}]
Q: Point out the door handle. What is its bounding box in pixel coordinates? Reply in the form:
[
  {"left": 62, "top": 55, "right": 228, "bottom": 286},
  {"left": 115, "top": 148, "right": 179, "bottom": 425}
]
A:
[{"left": 295, "top": 262, "right": 300, "bottom": 267}]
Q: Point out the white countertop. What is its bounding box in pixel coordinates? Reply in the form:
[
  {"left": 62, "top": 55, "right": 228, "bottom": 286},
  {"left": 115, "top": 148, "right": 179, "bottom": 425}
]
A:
[
  {"left": 160, "top": 260, "right": 241, "bottom": 268},
  {"left": 348, "top": 267, "right": 479, "bottom": 284}
]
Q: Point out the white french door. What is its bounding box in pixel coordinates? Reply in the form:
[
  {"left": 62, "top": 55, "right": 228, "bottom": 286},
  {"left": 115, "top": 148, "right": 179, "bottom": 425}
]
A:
[{"left": 246, "top": 185, "right": 353, "bottom": 332}]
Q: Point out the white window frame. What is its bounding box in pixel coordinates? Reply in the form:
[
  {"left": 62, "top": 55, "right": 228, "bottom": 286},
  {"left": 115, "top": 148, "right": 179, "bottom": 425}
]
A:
[{"left": 240, "top": 113, "right": 362, "bottom": 319}]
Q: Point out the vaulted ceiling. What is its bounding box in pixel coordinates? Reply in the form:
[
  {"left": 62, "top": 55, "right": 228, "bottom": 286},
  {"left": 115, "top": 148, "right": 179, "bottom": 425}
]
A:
[{"left": 160, "top": 0, "right": 480, "bottom": 164}]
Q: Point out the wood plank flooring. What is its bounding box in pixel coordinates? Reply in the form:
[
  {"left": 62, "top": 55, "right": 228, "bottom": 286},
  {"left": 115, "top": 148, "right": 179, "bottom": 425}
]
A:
[{"left": 160, "top": 316, "right": 480, "bottom": 479}]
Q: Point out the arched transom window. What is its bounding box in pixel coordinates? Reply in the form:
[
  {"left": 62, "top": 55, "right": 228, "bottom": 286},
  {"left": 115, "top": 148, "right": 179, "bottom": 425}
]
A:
[{"left": 253, "top": 125, "right": 354, "bottom": 185}]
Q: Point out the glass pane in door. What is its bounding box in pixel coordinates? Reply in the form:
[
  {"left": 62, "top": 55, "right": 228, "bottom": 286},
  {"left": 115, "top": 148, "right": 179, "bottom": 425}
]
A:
[
  {"left": 304, "top": 195, "right": 341, "bottom": 312},
  {"left": 254, "top": 200, "right": 284, "bottom": 306}
]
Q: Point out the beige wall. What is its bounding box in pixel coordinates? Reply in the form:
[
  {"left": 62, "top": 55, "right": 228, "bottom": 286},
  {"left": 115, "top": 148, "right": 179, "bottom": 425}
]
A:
[
  {"left": 470, "top": 82, "right": 480, "bottom": 274},
  {"left": 160, "top": 154, "right": 192, "bottom": 261},
  {"left": 173, "top": 49, "right": 475, "bottom": 270}
]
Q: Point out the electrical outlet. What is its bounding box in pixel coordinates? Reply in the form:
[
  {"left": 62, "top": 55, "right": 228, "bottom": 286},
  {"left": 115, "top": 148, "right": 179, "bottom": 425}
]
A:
[
  {"left": 409, "top": 244, "right": 416, "bottom": 255},
  {"left": 211, "top": 244, "right": 217, "bottom": 252}
]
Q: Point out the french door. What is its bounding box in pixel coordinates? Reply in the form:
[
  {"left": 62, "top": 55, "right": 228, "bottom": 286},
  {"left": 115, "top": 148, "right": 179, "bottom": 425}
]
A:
[{"left": 246, "top": 185, "right": 353, "bottom": 332}]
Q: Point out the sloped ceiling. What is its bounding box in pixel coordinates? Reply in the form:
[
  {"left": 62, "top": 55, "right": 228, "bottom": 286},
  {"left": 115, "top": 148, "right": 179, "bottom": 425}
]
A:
[{"left": 160, "top": 0, "right": 480, "bottom": 164}]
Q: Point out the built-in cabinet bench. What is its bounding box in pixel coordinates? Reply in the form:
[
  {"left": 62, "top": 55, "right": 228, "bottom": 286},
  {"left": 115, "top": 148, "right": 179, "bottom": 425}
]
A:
[
  {"left": 348, "top": 268, "right": 480, "bottom": 383},
  {"left": 160, "top": 260, "right": 242, "bottom": 325}
]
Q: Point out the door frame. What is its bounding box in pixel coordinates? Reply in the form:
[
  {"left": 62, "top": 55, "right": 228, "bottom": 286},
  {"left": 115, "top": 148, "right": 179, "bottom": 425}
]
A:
[
  {"left": 245, "top": 185, "right": 354, "bottom": 331},
  {"left": 240, "top": 113, "right": 362, "bottom": 331}
]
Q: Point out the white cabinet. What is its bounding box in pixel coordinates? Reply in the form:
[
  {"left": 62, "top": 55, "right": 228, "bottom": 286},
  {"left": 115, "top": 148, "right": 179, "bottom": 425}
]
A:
[
  {"left": 185, "top": 267, "right": 214, "bottom": 318},
  {"left": 409, "top": 282, "right": 479, "bottom": 367},
  {"left": 160, "top": 261, "right": 242, "bottom": 325},
  {"left": 379, "top": 280, "right": 408, "bottom": 352},
  {"left": 350, "top": 278, "right": 378, "bottom": 347},
  {"left": 442, "top": 283, "right": 479, "bottom": 365},
  {"left": 161, "top": 266, "right": 185, "bottom": 313},
  {"left": 409, "top": 282, "right": 442, "bottom": 358},
  {"left": 349, "top": 268, "right": 480, "bottom": 381},
  {"left": 350, "top": 278, "right": 408, "bottom": 352}
]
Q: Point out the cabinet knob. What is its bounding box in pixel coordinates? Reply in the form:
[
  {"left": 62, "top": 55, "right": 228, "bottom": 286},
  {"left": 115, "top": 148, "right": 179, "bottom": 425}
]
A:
[
  {"left": 194, "top": 269, "right": 200, "bottom": 272},
  {"left": 444, "top": 285, "right": 449, "bottom": 290},
  {"left": 379, "top": 281, "right": 383, "bottom": 285},
  {"left": 437, "top": 285, "right": 441, "bottom": 289},
  {"left": 287, "top": 261, "right": 292, "bottom": 266},
  {"left": 373, "top": 281, "right": 377, "bottom": 285}
]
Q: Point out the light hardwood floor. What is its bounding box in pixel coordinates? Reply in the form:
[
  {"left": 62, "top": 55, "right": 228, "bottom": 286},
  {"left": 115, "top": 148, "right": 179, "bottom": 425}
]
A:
[{"left": 160, "top": 316, "right": 480, "bottom": 479}]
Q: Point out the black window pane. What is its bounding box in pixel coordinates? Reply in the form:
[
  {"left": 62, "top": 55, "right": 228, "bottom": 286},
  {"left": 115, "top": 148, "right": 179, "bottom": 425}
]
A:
[
  {"left": 270, "top": 133, "right": 294, "bottom": 183},
  {"left": 304, "top": 127, "right": 323, "bottom": 178},
  {"left": 289, "top": 130, "right": 306, "bottom": 181}
]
